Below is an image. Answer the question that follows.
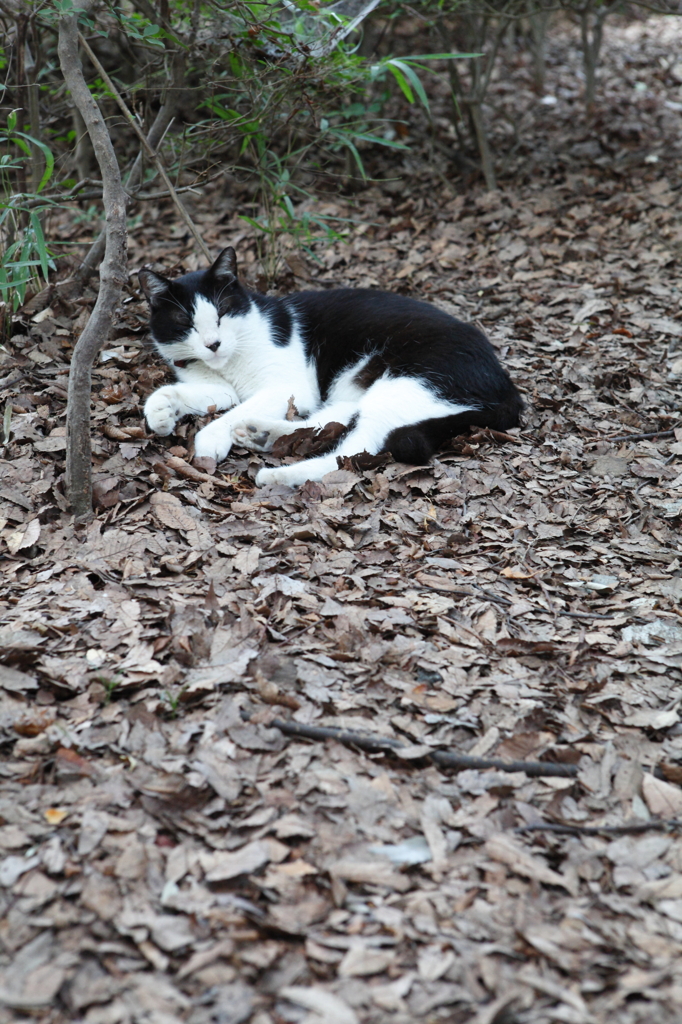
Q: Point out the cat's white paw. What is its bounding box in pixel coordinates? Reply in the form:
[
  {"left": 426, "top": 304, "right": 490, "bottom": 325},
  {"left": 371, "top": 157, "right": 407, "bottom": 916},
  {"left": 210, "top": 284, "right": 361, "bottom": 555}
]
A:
[
  {"left": 232, "top": 418, "right": 290, "bottom": 452},
  {"left": 256, "top": 454, "right": 338, "bottom": 488},
  {"left": 255, "top": 466, "right": 294, "bottom": 488},
  {"left": 194, "top": 420, "right": 232, "bottom": 462},
  {"left": 144, "top": 388, "right": 182, "bottom": 436}
]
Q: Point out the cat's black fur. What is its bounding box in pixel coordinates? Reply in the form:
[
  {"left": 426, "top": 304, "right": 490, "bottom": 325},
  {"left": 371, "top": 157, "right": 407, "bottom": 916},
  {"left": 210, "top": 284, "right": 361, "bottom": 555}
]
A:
[{"left": 279, "top": 289, "right": 523, "bottom": 460}]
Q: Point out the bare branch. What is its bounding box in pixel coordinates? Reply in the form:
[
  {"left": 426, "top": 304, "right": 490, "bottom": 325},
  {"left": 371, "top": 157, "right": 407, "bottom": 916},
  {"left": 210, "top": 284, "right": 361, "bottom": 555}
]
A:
[
  {"left": 271, "top": 718, "right": 579, "bottom": 778},
  {"left": 606, "top": 426, "right": 681, "bottom": 443},
  {"left": 69, "top": 50, "right": 186, "bottom": 291},
  {"left": 516, "top": 819, "right": 682, "bottom": 837},
  {"left": 78, "top": 33, "right": 211, "bottom": 262}
]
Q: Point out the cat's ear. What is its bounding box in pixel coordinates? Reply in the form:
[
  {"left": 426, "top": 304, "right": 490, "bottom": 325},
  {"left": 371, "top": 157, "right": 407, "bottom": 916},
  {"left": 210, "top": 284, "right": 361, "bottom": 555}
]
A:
[
  {"left": 138, "top": 269, "right": 171, "bottom": 306},
  {"left": 210, "top": 246, "right": 238, "bottom": 283}
]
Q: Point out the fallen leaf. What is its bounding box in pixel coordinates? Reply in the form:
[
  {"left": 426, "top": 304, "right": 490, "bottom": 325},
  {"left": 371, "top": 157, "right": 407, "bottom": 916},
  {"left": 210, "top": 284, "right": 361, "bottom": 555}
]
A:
[
  {"left": 281, "top": 986, "right": 359, "bottom": 1024},
  {"left": 5, "top": 518, "right": 40, "bottom": 554},
  {"left": 485, "top": 833, "right": 578, "bottom": 895},
  {"left": 642, "top": 773, "right": 682, "bottom": 817},
  {"left": 44, "top": 808, "right": 68, "bottom": 826}
]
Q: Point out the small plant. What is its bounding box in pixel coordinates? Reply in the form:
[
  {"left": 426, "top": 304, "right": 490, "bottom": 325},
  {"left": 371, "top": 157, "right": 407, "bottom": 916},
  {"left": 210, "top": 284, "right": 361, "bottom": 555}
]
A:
[
  {"left": 371, "top": 52, "right": 479, "bottom": 116},
  {"left": 238, "top": 146, "right": 353, "bottom": 281},
  {"left": 162, "top": 685, "right": 188, "bottom": 717},
  {"left": 97, "top": 671, "right": 124, "bottom": 704},
  {"left": 0, "top": 110, "right": 57, "bottom": 312},
  {"left": 202, "top": 9, "right": 469, "bottom": 282}
]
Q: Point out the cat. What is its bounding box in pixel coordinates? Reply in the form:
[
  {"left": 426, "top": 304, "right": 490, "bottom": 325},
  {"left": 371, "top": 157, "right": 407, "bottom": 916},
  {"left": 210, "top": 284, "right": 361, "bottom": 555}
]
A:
[{"left": 139, "top": 247, "right": 523, "bottom": 487}]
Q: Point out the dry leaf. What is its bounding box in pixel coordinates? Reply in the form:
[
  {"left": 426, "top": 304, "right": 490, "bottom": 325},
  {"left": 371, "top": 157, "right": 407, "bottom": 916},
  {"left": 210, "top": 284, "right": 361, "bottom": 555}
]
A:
[
  {"left": 281, "top": 987, "right": 358, "bottom": 1024},
  {"left": 44, "top": 808, "right": 68, "bottom": 826},
  {"left": 642, "top": 773, "right": 682, "bottom": 817},
  {"left": 5, "top": 518, "right": 40, "bottom": 554},
  {"left": 485, "top": 834, "right": 578, "bottom": 895},
  {"left": 149, "top": 491, "right": 198, "bottom": 531}
]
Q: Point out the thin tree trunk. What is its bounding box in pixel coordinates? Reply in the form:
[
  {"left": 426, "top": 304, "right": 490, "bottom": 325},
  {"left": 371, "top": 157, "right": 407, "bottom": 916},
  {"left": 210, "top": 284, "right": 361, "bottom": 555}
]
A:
[
  {"left": 58, "top": 5, "right": 128, "bottom": 520},
  {"left": 469, "top": 100, "right": 497, "bottom": 190},
  {"left": 438, "top": 13, "right": 503, "bottom": 191},
  {"left": 528, "top": 7, "right": 550, "bottom": 95},
  {"left": 580, "top": 4, "right": 607, "bottom": 114},
  {"left": 14, "top": 13, "right": 28, "bottom": 228}
]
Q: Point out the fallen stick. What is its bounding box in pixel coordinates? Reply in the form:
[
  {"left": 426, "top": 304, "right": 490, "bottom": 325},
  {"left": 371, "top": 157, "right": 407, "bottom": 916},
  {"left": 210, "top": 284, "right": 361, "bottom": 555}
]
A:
[
  {"left": 164, "top": 454, "right": 235, "bottom": 489},
  {"left": 468, "top": 427, "right": 524, "bottom": 445},
  {"left": 271, "top": 718, "right": 578, "bottom": 778},
  {"left": 606, "top": 426, "right": 680, "bottom": 443},
  {"left": 516, "top": 819, "right": 682, "bottom": 836},
  {"left": 414, "top": 573, "right": 616, "bottom": 621}
]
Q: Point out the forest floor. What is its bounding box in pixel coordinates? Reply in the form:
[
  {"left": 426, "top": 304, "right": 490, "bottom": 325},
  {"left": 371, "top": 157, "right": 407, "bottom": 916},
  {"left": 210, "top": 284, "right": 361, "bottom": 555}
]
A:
[{"left": 2, "top": 13, "right": 682, "bottom": 1024}]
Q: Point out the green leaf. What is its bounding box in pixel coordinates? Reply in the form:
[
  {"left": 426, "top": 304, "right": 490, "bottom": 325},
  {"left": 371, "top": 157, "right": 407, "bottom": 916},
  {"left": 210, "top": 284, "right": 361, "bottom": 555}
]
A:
[
  {"left": 386, "top": 63, "right": 413, "bottom": 104},
  {"left": 12, "top": 135, "right": 32, "bottom": 157},
  {"left": 388, "top": 59, "right": 429, "bottom": 112},
  {"left": 396, "top": 52, "right": 482, "bottom": 61},
  {"left": 239, "top": 214, "right": 272, "bottom": 236},
  {"left": 14, "top": 131, "right": 55, "bottom": 192},
  {"left": 2, "top": 259, "right": 44, "bottom": 269},
  {"left": 29, "top": 212, "right": 50, "bottom": 280},
  {"left": 351, "top": 131, "right": 408, "bottom": 150},
  {"left": 339, "top": 138, "right": 366, "bottom": 180}
]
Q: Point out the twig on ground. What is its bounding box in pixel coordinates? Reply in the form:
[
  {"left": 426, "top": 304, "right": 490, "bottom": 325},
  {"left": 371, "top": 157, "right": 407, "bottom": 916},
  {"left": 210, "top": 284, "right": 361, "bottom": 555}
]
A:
[
  {"left": 78, "top": 34, "right": 211, "bottom": 262},
  {"left": 516, "top": 819, "right": 682, "bottom": 836},
  {"left": 412, "top": 573, "right": 512, "bottom": 607},
  {"left": 164, "top": 454, "right": 236, "bottom": 489},
  {"left": 560, "top": 610, "right": 616, "bottom": 621},
  {"left": 468, "top": 427, "right": 524, "bottom": 445},
  {"left": 0, "top": 371, "right": 29, "bottom": 390},
  {"left": 606, "top": 426, "right": 680, "bottom": 443},
  {"left": 414, "top": 574, "right": 616, "bottom": 621},
  {"left": 271, "top": 718, "right": 578, "bottom": 778}
]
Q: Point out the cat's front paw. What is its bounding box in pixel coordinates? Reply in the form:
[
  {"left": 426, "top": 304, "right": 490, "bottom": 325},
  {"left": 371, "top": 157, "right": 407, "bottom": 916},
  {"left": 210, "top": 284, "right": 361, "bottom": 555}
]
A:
[
  {"left": 256, "top": 456, "right": 336, "bottom": 488},
  {"left": 232, "top": 418, "right": 289, "bottom": 452},
  {"left": 145, "top": 388, "right": 181, "bottom": 436},
  {"left": 255, "top": 466, "right": 291, "bottom": 488},
  {"left": 194, "top": 419, "right": 232, "bottom": 462}
]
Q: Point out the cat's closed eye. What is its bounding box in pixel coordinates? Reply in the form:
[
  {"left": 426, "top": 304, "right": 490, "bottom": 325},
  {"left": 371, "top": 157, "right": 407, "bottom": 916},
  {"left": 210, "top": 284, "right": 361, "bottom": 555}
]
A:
[{"left": 169, "top": 306, "right": 191, "bottom": 328}]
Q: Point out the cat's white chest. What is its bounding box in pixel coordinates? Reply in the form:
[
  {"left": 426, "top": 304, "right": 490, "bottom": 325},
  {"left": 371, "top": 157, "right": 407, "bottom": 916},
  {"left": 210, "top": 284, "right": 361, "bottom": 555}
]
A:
[{"left": 225, "top": 311, "right": 319, "bottom": 410}]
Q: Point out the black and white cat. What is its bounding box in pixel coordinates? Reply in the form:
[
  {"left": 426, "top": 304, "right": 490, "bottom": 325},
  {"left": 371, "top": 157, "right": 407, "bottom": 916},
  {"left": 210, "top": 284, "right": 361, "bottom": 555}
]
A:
[{"left": 139, "top": 247, "right": 523, "bottom": 487}]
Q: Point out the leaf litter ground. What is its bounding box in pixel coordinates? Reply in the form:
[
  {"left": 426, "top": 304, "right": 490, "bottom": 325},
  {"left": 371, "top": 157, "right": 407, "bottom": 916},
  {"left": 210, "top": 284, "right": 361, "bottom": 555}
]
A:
[{"left": 1, "top": 16, "right": 682, "bottom": 1024}]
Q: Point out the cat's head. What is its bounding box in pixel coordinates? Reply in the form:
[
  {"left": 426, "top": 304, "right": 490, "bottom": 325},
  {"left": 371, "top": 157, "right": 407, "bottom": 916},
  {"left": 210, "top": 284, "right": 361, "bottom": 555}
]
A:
[{"left": 138, "top": 247, "right": 249, "bottom": 370}]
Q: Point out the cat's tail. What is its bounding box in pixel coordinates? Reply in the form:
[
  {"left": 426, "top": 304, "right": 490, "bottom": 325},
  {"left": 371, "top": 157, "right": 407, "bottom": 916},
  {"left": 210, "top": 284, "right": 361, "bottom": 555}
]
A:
[{"left": 385, "top": 389, "right": 524, "bottom": 464}]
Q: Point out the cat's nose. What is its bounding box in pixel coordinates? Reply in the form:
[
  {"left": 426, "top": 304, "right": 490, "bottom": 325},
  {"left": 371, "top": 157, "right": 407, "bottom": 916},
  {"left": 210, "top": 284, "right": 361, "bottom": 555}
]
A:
[{"left": 206, "top": 341, "right": 221, "bottom": 352}]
